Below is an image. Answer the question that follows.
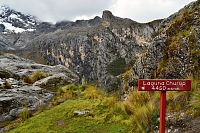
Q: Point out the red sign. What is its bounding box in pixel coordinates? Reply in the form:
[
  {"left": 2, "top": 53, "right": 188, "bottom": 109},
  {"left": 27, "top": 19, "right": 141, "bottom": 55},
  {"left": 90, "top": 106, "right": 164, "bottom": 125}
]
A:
[
  {"left": 137, "top": 79, "right": 192, "bottom": 133},
  {"left": 138, "top": 79, "right": 191, "bottom": 91}
]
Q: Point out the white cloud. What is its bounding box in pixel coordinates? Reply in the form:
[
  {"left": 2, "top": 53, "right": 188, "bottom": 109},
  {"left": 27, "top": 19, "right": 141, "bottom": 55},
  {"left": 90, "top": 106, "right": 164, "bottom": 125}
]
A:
[
  {"left": 0, "top": 0, "right": 114, "bottom": 23},
  {"left": 0, "top": 0, "right": 195, "bottom": 23},
  {"left": 109, "top": 0, "right": 195, "bottom": 22}
]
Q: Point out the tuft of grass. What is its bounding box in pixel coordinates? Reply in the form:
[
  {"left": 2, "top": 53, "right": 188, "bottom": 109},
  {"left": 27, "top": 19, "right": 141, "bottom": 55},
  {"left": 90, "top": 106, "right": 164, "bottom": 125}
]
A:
[
  {"left": 23, "top": 71, "right": 48, "bottom": 84},
  {"left": 167, "top": 91, "right": 190, "bottom": 112},
  {"left": 50, "top": 84, "right": 80, "bottom": 106},
  {"left": 190, "top": 91, "right": 200, "bottom": 109},
  {"left": 30, "top": 71, "right": 48, "bottom": 83},
  {"left": 124, "top": 90, "right": 160, "bottom": 132},
  {"left": 19, "top": 107, "right": 31, "bottom": 121},
  {"left": 131, "top": 101, "right": 159, "bottom": 133}
]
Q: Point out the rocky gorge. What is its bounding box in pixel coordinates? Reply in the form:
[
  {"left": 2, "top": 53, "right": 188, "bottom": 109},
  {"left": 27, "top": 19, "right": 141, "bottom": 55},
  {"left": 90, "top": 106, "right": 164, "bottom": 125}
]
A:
[{"left": 1, "top": 1, "right": 199, "bottom": 91}]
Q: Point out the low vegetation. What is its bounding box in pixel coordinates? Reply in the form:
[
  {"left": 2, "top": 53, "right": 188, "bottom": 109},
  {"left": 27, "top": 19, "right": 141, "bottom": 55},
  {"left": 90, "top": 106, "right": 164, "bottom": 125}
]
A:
[{"left": 5, "top": 76, "right": 200, "bottom": 133}]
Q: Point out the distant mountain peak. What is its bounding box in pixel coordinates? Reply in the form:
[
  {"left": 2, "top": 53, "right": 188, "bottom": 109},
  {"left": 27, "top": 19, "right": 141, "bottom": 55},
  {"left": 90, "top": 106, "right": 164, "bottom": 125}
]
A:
[{"left": 0, "top": 5, "right": 39, "bottom": 33}]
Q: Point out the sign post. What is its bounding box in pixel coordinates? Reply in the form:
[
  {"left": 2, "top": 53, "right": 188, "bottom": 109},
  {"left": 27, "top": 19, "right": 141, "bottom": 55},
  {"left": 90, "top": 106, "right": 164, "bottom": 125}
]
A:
[
  {"left": 160, "top": 91, "right": 166, "bottom": 133},
  {"left": 138, "top": 79, "right": 191, "bottom": 133}
]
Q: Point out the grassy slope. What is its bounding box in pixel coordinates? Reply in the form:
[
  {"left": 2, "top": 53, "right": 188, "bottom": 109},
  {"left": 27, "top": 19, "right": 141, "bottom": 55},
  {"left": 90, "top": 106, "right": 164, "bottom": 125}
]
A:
[
  {"left": 6, "top": 76, "right": 200, "bottom": 133},
  {"left": 8, "top": 98, "right": 130, "bottom": 133}
]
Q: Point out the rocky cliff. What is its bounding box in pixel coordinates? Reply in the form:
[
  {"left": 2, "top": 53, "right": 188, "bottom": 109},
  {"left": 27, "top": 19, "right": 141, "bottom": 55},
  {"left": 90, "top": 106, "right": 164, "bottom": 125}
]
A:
[
  {"left": 134, "top": 0, "right": 200, "bottom": 80},
  {"left": 24, "top": 11, "right": 160, "bottom": 90}
]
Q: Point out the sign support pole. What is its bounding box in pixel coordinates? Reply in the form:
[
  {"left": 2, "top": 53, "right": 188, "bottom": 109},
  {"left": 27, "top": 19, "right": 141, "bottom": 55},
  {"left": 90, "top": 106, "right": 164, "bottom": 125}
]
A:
[{"left": 159, "top": 91, "right": 166, "bottom": 133}]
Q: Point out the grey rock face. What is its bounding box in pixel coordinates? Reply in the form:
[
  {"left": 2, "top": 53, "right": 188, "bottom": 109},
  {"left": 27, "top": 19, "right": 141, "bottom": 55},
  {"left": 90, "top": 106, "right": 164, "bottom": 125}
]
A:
[
  {"left": 134, "top": 37, "right": 167, "bottom": 79},
  {"left": 0, "top": 85, "right": 53, "bottom": 123}
]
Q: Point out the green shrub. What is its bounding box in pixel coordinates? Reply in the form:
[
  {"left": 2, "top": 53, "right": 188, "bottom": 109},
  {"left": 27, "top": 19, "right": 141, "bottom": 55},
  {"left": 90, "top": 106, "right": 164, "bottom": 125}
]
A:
[
  {"left": 156, "top": 59, "right": 168, "bottom": 76},
  {"left": 121, "top": 69, "right": 134, "bottom": 92},
  {"left": 107, "top": 57, "right": 126, "bottom": 76},
  {"left": 83, "top": 85, "right": 104, "bottom": 99}
]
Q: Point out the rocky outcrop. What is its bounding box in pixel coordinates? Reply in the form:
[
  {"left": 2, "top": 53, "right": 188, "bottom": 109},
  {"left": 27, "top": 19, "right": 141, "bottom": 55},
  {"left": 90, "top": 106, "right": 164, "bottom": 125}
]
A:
[
  {"left": 0, "top": 54, "right": 79, "bottom": 126},
  {"left": 0, "top": 78, "right": 23, "bottom": 89},
  {"left": 33, "top": 73, "right": 77, "bottom": 88}
]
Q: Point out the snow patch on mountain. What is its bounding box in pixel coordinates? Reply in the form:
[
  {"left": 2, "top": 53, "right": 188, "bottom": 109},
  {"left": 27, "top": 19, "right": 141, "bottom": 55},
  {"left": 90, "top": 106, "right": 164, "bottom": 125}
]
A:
[{"left": 2, "top": 22, "right": 25, "bottom": 33}]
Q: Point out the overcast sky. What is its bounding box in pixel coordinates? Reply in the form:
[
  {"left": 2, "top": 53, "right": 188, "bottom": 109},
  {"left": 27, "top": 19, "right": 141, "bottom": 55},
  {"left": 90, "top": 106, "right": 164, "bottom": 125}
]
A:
[{"left": 0, "top": 0, "right": 195, "bottom": 23}]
